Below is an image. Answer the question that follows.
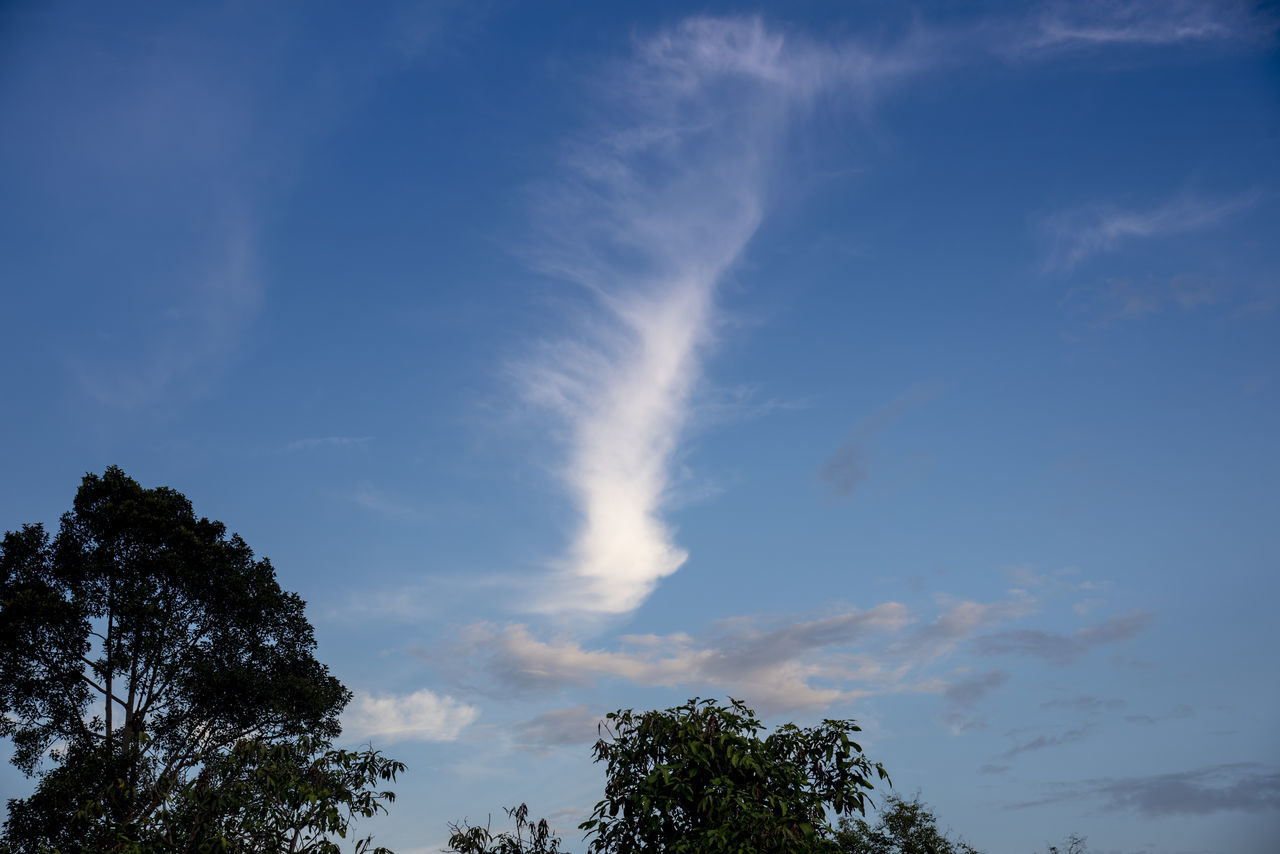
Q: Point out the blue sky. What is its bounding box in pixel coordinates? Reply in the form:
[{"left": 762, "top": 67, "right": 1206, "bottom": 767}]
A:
[{"left": 2, "top": 1, "right": 1278, "bottom": 852}]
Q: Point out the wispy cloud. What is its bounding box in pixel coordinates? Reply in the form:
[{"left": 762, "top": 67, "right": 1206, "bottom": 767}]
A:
[
  {"left": 6, "top": 3, "right": 465, "bottom": 410},
  {"left": 1060, "top": 274, "right": 1228, "bottom": 326},
  {"left": 514, "top": 705, "right": 603, "bottom": 750},
  {"left": 1019, "top": 1, "right": 1273, "bottom": 51},
  {"left": 352, "top": 485, "right": 433, "bottom": 520},
  {"left": 287, "top": 435, "right": 372, "bottom": 451},
  {"left": 1013, "top": 763, "right": 1280, "bottom": 816},
  {"left": 944, "top": 669, "right": 1010, "bottom": 708},
  {"left": 975, "top": 610, "right": 1155, "bottom": 665},
  {"left": 892, "top": 594, "right": 1039, "bottom": 660},
  {"left": 70, "top": 220, "right": 262, "bottom": 408},
  {"left": 460, "top": 603, "right": 913, "bottom": 714},
  {"left": 343, "top": 688, "right": 479, "bottom": 744},
  {"left": 516, "top": 16, "right": 927, "bottom": 615},
  {"left": 1000, "top": 723, "right": 1093, "bottom": 759},
  {"left": 1040, "top": 694, "right": 1125, "bottom": 713},
  {"left": 1043, "top": 192, "right": 1258, "bottom": 271},
  {"left": 819, "top": 383, "right": 939, "bottom": 498},
  {"left": 456, "top": 590, "right": 1060, "bottom": 715}
]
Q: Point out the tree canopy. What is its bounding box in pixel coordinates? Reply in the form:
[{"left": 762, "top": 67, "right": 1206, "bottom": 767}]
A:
[
  {"left": 579, "top": 697, "right": 889, "bottom": 854},
  {"left": 0, "top": 467, "right": 362, "bottom": 851},
  {"left": 833, "top": 794, "right": 982, "bottom": 854}
]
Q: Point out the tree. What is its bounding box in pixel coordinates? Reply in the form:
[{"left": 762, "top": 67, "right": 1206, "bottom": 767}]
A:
[
  {"left": 577, "top": 697, "right": 889, "bottom": 854},
  {"left": 833, "top": 794, "right": 983, "bottom": 854},
  {"left": 1038, "top": 834, "right": 1087, "bottom": 854},
  {"left": 125, "top": 736, "right": 404, "bottom": 853},
  {"left": 0, "top": 467, "right": 364, "bottom": 851},
  {"left": 445, "top": 804, "right": 566, "bottom": 854}
]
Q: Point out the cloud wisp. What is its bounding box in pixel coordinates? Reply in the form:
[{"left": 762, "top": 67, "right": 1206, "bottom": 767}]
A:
[
  {"left": 1021, "top": 0, "right": 1274, "bottom": 51},
  {"left": 1042, "top": 191, "right": 1258, "bottom": 272},
  {"left": 5, "top": 3, "right": 468, "bottom": 411},
  {"left": 974, "top": 610, "right": 1155, "bottom": 665},
  {"left": 518, "top": 17, "right": 924, "bottom": 615},
  {"left": 514, "top": 705, "right": 603, "bottom": 750},
  {"left": 460, "top": 605, "right": 910, "bottom": 714},
  {"left": 452, "top": 588, "right": 1100, "bottom": 715},
  {"left": 1013, "top": 763, "right": 1280, "bottom": 817},
  {"left": 819, "top": 383, "right": 939, "bottom": 498}
]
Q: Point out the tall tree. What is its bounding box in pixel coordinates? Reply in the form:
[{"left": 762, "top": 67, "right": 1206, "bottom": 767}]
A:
[{"left": 0, "top": 467, "right": 351, "bottom": 851}]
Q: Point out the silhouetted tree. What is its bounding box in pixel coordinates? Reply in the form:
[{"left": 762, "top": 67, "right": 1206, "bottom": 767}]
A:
[
  {"left": 0, "top": 467, "right": 386, "bottom": 852},
  {"left": 833, "top": 793, "right": 983, "bottom": 854},
  {"left": 446, "top": 803, "right": 565, "bottom": 854}
]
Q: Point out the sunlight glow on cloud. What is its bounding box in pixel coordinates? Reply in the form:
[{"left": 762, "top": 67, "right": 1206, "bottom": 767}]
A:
[
  {"left": 343, "top": 688, "right": 479, "bottom": 744},
  {"left": 519, "top": 16, "right": 924, "bottom": 615},
  {"left": 458, "top": 598, "right": 1037, "bottom": 714}
]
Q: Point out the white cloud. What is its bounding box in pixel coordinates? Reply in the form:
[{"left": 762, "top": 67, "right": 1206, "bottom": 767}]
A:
[
  {"left": 517, "top": 16, "right": 926, "bottom": 615},
  {"left": 343, "top": 688, "right": 479, "bottom": 744}
]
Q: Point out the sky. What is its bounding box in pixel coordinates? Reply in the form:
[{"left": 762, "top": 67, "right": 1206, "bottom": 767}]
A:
[{"left": 1, "top": 1, "right": 1278, "bottom": 852}]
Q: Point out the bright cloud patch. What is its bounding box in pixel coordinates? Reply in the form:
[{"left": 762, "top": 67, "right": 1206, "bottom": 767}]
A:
[
  {"left": 343, "top": 688, "right": 479, "bottom": 744},
  {"left": 520, "top": 16, "right": 923, "bottom": 615}
]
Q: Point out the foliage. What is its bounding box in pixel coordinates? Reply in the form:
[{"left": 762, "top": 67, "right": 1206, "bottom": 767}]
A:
[
  {"left": 1039, "top": 834, "right": 1087, "bottom": 854},
  {"left": 445, "top": 804, "right": 565, "bottom": 854},
  {"left": 0, "top": 467, "right": 363, "bottom": 851},
  {"left": 833, "top": 794, "right": 983, "bottom": 854},
  {"left": 131, "top": 736, "right": 404, "bottom": 853},
  {"left": 577, "top": 697, "right": 889, "bottom": 854}
]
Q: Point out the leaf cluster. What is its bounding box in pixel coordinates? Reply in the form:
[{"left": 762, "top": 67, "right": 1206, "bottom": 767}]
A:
[
  {"left": 135, "top": 736, "right": 404, "bottom": 853},
  {"left": 578, "top": 697, "right": 890, "bottom": 854},
  {"left": 833, "top": 794, "right": 982, "bottom": 854},
  {"left": 446, "top": 803, "right": 565, "bottom": 854}
]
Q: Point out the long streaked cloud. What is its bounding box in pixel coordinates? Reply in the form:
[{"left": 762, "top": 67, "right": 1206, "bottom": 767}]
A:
[
  {"left": 1043, "top": 192, "right": 1259, "bottom": 271},
  {"left": 1000, "top": 723, "right": 1093, "bottom": 760},
  {"left": 517, "top": 17, "right": 927, "bottom": 615},
  {"left": 453, "top": 590, "right": 1099, "bottom": 715},
  {"left": 461, "top": 604, "right": 913, "bottom": 713},
  {"left": 1012, "top": 763, "right": 1280, "bottom": 816},
  {"left": 343, "top": 688, "right": 479, "bottom": 744},
  {"left": 974, "top": 610, "right": 1155, "bottom": 665},
  {"left": 1021, "top": 0, "right": 1274, "bottom": 51}
]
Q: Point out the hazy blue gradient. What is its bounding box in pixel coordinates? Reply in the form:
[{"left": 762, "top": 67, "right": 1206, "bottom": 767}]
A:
[{"left": 2, "top": 2, "right": 1278, "bottom": 852}]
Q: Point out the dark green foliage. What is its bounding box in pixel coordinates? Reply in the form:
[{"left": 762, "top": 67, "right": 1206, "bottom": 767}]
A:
[
  {"left": 445, "top": 803, "right": 565, "bottom": 854},
  {"left": 0, "top": 467, "right": 357, "bottom": 851},
  {"left": 129, "top": 736, "right": 404, "bottom": 853},
  {"left": 833, "top": 794, "right": 983, "bottom": 854},
  {"left": 578, "top": 697, "right": 889, "bottom": 854}
]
